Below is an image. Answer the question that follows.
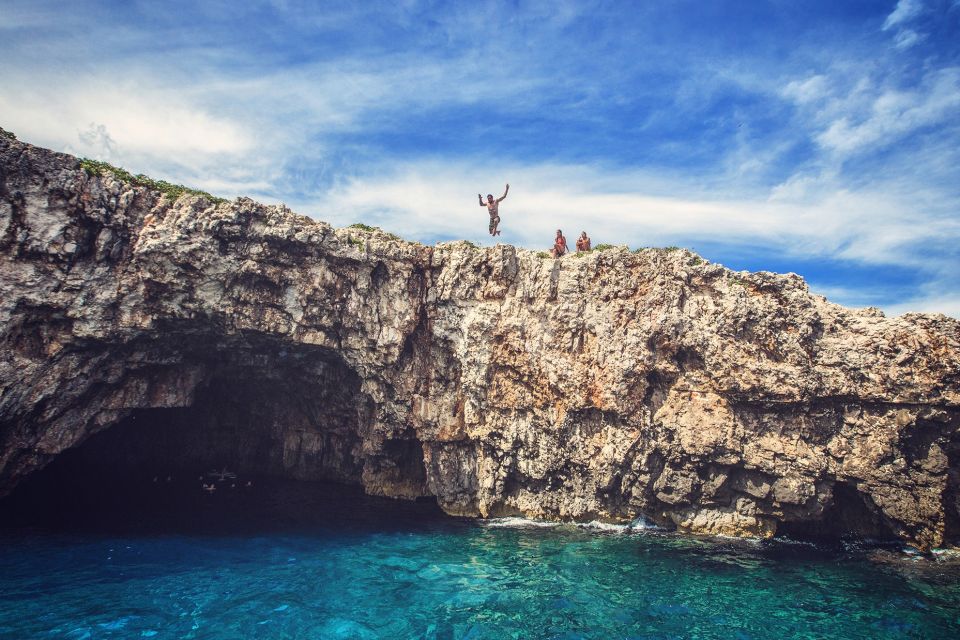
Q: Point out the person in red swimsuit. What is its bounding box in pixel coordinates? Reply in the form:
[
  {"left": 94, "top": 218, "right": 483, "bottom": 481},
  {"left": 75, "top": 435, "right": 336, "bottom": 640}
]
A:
[{"left": 551, "top": 229, "right": 568, "bottom": 257}]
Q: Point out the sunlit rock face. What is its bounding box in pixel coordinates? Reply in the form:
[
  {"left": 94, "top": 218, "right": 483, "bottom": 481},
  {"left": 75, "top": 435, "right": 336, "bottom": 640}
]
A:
[{"left": 2, "top": 136, "right": 959, "bottom": 549}]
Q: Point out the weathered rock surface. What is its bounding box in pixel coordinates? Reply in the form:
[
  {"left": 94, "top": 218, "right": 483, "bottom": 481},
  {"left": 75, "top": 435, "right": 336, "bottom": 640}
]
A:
[{"left": 1, "top": 136, "right": 959, "bottom": 549}]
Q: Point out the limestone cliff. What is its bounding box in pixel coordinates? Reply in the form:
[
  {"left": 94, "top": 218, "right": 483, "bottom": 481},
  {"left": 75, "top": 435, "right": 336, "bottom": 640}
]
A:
[{"left": 1, "top": 136, "right": 959, "bottom": 549}]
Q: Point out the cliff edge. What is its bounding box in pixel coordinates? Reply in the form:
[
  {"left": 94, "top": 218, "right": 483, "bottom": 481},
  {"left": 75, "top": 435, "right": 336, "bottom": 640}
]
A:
[{"left": 2, "top": 136, "right": 958, "bottom": 549}]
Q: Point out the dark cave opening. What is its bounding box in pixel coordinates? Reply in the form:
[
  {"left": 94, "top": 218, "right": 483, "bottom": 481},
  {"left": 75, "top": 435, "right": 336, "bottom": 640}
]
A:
[
  {"left": 0, "top": 339, "right": 437, "bottom": 533},
  {"left": 776, "top": 481, "right": 899, "bottom": 543},
  {"left": 46, "top": 372, "right": 367, "bottom": 484}
]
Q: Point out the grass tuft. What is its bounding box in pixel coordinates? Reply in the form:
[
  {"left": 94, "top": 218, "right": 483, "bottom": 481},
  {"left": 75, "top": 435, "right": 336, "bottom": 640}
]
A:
[
  {"left": 348, "top": 223, "right": 378, "bottom": 232},
  {"left": 348, "top": 222, "right": 401, "bottom": 241},
  {"left": 79, "top": 158, "right": 227, "bottom": 204},
  {"left": 0, "top": 126, "right": 16, "bottom": 141}
]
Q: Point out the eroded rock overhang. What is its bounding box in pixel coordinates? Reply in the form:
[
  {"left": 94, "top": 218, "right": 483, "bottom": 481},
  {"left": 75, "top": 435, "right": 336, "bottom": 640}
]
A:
[{"left": 1, "top": 136, "right": 959, "bottom": 549}]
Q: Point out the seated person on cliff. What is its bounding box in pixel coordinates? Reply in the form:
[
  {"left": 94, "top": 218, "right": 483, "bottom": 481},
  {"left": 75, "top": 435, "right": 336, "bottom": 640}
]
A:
[
  {"left": 576, "top": 231, "right": 591, "bottom": 252},
  {"left": 551, "top": 229, "right": 568, "bottom": 257},
  {"left": 478, "top": 183, "right": 509, "bottom": 236}
]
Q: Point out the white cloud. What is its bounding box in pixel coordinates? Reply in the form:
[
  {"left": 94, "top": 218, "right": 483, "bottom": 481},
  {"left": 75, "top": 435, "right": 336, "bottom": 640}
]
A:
[
  {"left": 75, "top": 123, "right": 117, "bottom": 160},
  {"left": 807, "top": 283, "right": 896, "bottom": 310},
  {"left": 0, "top": 79, "right": 252, "bottom": 158},
  {"left": 781, "top": 67, "right": 960, "bottom": 158},
  {"left": 881, "top": 0, "right": 928, "bottom": 50},
  {"left": 768, "top": 169, "right": 838, "bottom": 202},
  {"left": 885, "top": 295, "right": 960, "bottom": 318},
  {"left": 0, "top": 67, "right": 280, "bottom": 199},
  {"left": 781, "top": 75, "right": 829, "bottom": 104},
  {"left": 893, "top": 28, "right": 925, "bottom": 49},
  {"left": 305, "top": 158, "right": 954, "bottom": 262},
  {"left": 231, "top": 54, "right": 545, "bottom": 131},
  {"left": 0, "top": 35, "right": 551, "bottom": 182},
  {"left": 807, "top": 281, "right": 960, "bottom": 319},
  {"left": 882, "top": 0, "right": 924, "bottom": 30}
]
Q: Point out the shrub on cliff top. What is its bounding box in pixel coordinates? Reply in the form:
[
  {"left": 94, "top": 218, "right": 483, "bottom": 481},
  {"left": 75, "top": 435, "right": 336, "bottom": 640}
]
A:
[
  {"left": 347, "top": 222, "right": 401, "bottom": 241},
  {"left": 348, "top": 222, "right": 378, "bottom": 232},
  {"left": 572, "top": 243, "right": 618, "bottom": 255},
  {"left": 632, "top": 245, "right": 688, "bottom": 254},
  {"left": 0, "top": 127, "right": 16, "bottom": 141},
  {"left": 79, "top": 158, "right": 227, "bottom": 204}
]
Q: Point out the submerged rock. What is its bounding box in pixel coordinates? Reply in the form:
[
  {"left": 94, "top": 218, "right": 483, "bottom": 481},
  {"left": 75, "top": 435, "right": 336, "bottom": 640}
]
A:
[{"left": 1, "top": 136, "right": 958, "bottom": 549}]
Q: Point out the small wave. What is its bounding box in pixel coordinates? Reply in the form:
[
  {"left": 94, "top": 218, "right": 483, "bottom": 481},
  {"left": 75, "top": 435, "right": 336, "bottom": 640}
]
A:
[
  {"left": 482, "top": 516, "right": 663, "bottom": 534},
  {"left": 931, "top": 548, "right": 960, "bottom": 563},
  {"left": 575, "top": 520, "right": 631, "bottom": 533},
  {"left": 898, "top": 545, "right": 927, "bottom": 561},
  {"left": 627, "top": 516, "right": 662, "bottom": 531},
  {"left": 481, "top": 517, "right": 559, "bottom": 529},
  {"left": 770, "top": 537, "right": 821, "bottom": 548},
  {"left": 577, "top": 517, "right": 667, "bottom": 533}
]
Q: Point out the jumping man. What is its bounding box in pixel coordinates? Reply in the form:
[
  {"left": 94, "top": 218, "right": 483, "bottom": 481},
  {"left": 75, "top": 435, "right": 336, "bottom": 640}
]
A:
[{"left": 479, "top": 184, "right": 509, "bottom": 236}]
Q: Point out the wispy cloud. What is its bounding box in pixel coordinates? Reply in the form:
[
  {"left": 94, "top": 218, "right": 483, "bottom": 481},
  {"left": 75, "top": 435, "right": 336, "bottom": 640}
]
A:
[
  {"left": 892, "top": 28, "right": 925, "bottom": 49},
  {"left": 781, "top": 75, "right": 829, "bottom": 105},
  {"left": 881, "top": 0, "right": 929, "bottom": 50},
  {"left": 811, "top": 68, "right": 960, "bottom": 157},
  {"left": 310, "top": 157, "right": 959, "bottom": 271},
  {"left": 884, "top": 293, "right": 960, "bottom": 318},
  {"left": 883, "top": 0, "right": 925, "bottom": 30}
]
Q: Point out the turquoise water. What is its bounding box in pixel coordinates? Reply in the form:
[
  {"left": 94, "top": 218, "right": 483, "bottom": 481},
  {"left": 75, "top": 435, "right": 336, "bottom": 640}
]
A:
[{"left": 1, "top": 477, "right": 959, "bottom": 639}]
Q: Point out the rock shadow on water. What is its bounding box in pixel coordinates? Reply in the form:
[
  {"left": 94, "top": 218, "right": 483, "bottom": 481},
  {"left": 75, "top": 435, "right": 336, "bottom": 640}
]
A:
[{"left": 0, "top": 448, "right": 456, "bottom": 539}]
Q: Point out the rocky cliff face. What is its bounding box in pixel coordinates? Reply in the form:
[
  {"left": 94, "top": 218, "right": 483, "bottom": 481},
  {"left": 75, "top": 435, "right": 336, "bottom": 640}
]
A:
[{"left": 2, "top": 136, "right": 959, "bottom": 549}]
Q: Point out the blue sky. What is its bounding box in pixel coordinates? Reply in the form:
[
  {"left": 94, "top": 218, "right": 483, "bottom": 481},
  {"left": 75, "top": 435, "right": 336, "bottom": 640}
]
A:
[{"left": 2, "top": 0, "right": 959, "bottom": 316}]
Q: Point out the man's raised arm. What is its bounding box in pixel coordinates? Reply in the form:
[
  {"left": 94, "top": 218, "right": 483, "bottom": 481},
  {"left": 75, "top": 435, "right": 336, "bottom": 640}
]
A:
[
  {"left": 478, "top": 193, "right": 485, "bottom": 206},
  {"left": 497, "top": 183, "right": 510, "bottom": 202}
]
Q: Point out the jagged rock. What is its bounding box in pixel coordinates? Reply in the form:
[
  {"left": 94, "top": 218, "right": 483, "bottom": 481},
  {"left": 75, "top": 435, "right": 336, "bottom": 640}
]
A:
[{"left": 1, "top": 136, "right": 959, "bottom": 549}]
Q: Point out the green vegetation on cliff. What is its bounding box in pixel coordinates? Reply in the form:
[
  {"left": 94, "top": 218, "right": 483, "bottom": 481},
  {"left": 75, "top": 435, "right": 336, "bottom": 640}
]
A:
[
  {"left": 79, "top": 158, "right": 227, "bottom": 205},
  {"left": 348, "top": 223, "right": 401, "bottom": 241}
]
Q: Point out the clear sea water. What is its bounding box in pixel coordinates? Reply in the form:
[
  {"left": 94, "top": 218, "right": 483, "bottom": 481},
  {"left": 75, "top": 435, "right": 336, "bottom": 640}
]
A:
[{"left": 1, "top": 474, "right": 959, "bottom": 640}]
